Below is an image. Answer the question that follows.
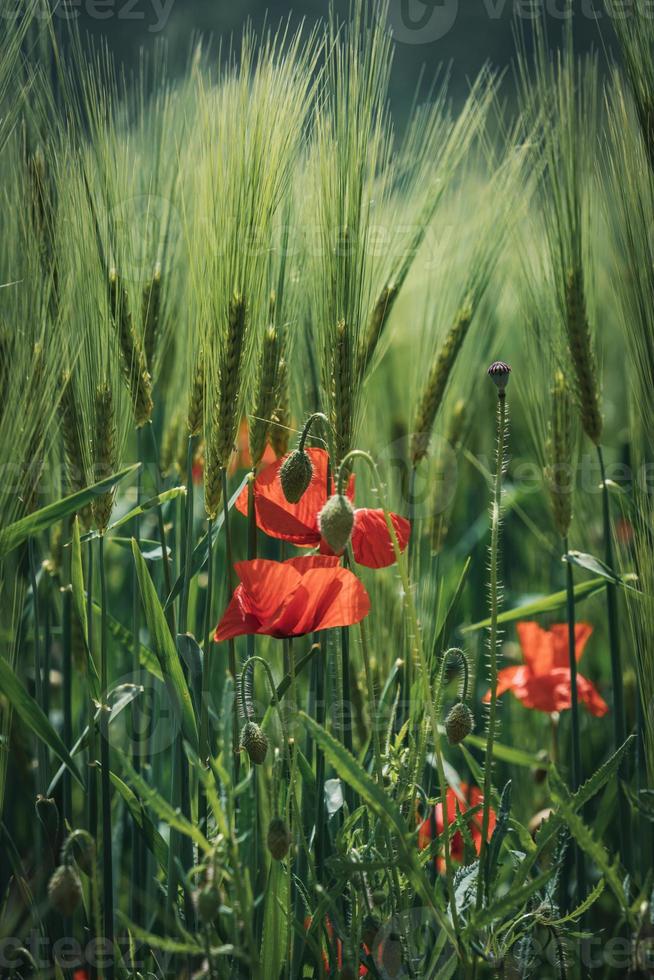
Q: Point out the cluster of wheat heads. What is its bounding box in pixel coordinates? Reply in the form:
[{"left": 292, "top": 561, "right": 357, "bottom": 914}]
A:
[{"left": 1, "top": 1, "right": 654, "bottom": 977}]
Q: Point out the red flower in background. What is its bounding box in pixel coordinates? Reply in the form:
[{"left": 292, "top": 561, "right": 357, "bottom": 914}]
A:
[
  {"left": 235, "top": 447, "right": 410, "bottom": 569},
  {"left": 483, "top": 621, "right": 608, "bottom": 717},
  {"left": 418, "top": 783, "right": 496, "bottom": 870},
  {"left": 214, "top": 555, "right": 370, "bottom": 642}
]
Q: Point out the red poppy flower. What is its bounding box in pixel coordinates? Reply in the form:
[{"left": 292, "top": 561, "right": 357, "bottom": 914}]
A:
[
  {"left": 214, "top": 555, "right": 370, "bottom": 642},
  {"left": 418, "top": 783, "right": 495, "bottom": 871},
  {"left": 303, "top": 915, "right": 370, "bottom": 976},
  {"left": 483, "top": 621, "right": 608, "bottom": 716},
  {"left": 235, "top": 447, "right": 410, "bottom": 568}
]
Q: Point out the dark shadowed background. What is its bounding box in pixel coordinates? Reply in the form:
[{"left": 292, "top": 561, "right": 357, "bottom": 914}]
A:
[{"left": 67, "top": 0, "right": 619, "bottom": 117}]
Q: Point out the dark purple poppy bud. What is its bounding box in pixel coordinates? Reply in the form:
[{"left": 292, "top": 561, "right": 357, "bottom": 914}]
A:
[{"left": 487, "top": 361, "right": 511, "bottom": 395}]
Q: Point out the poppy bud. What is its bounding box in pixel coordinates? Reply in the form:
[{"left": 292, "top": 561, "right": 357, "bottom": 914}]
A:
[
  {"left": 196, "top": 883, "right": 221, "bottom": 923},
  {"left": 240, "top": 721, "right": 268, "bottom": 765},
  {"left": 318, "top": 493, "right": 354, "bottom": 554},
  {"left": 267, "top": 817, "right": 292, "bottom": 860},
  {"left": 48, "top": 864, "right": 82, "bottom": 916},
  {"left": 35, "top": 795, "right": 59, "bottom": 847},
  {"left": 279, "top": 449, "right": 313, "bottom": 503},
  {"left": 371, "top": 888, "right": 386, "bottom": 907},
  {"left": 68, "top": 832, "right": 95, "bottom": 876},
  {"left": 444, "top": 702, "right": 473, "bottom": 745},
  {"left": 487, "top": 360, "right": 511, "bottom": 394}
]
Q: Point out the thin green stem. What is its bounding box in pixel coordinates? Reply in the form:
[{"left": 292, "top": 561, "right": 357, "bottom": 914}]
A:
[
  {"left": 179, "top": 434, "right": 196, "bottom": 635},
  {"left": 563, "top": 534, "right": 586, "bottom": 903},
  {"left": 98, "top": 534, "right": 114, "bottom": 978},
  {"left": 198, "top": 516, "right": 214, "bottom": 833},
  {"left": 597, "top": 444, "right": 632, "bottom": 872},
  {"left": 131, "top": 428, "right": 143, "bottom": 925},
  {"left": 476, "top": 393, "right": 506, "bottom": 911}
]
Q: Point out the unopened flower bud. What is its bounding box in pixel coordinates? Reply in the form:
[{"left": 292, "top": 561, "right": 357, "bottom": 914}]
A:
[
  {"left": 487, "top": 361, "right": 511, "bottom": 394},
  {"left": 318, "top": 493, "right": 354, "bottom": 554},
  {"left": 444, "top": 702, "right": 473, "bottom": 745},
  {"left": 240, "top": 721, "right": 268, "bottom": 765},
  {"left": 48, "top": 864, "right": 82, "bottom": 916},
  {"left": 279, "top": 449, "right": 313, "bottom": 503},
  {"left": 267, "top": 817, "right": 292, "bottom": 860}
]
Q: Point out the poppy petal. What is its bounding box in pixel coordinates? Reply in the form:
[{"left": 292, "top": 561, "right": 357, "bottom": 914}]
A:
[
  {"left": 235, "top": 447, "right": 329, "bottom": 544},
  {"left": 483, "top": 665, "right": 526, "bottom": 702},
  {"left": 516, "top": 621, "right": 556, "bottom": 673},
  {"left": 576, "top": 672, "right": 609, "bottom": 717},
  {"left": 549, "top": 622, "right": 594, "bottom": 667},
  {"left": 213, "top": 588, "right": 262, "bottom": 643},
  {"left": 350, "top": 509, "right": 411, "bottom": 568}
]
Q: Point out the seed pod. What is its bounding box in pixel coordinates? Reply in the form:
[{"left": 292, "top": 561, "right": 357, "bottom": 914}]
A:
[
  {"left": 69, "top": 833, "right": 95, "bottom": 876},
  {"left": 35, "top": 795, "right": 59, "bottom": 846},
  {"left": 444, "top": 702, "right": 473, "bottom": 745},
  {"left": 487, "top": 360, "right": 511, "bottom": 394},
  {"left": 267, "top": 817, "right": 292, "bottom": 860},
  {"left": 48, "top": 864, "right": 82, "bottom": 917},
  {"left": 196, "top": 883, "right": 221, "bottom": 923},
  {"left": 240, "top": 721, "right": 268, "bottom": 765},
  {"left": 318, "top": 493, "right": 355, "bottom": 554},
  {"left": 279, "top": 449, "right": 313, "bottom": 504},
  {"left": 411, "top": 303, "right": 473, "bottom": 466}
]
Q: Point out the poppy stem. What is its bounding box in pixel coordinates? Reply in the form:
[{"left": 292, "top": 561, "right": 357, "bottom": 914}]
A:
[
  {"left": 476, "top": 391, "right": 507, "bottom": 912},
  {"left": 179, "top": 434, "right": 196, "bottom": 635},
  {"left": 199, "top": 515, "right": 213, "bottom": 836},
  {"left": 597, "top": 444, "right": 632, "bottom": 872},
  {"left": 563, "top": 535, "right": 586, "bottom": 903},
  {"left": 298, "top": 412, "right": 330, "bottom": 453},
  {"left": 337, "top": 449, "right": 462, "bottom": 954},
  {"left": 221, "top": 466, "right": 240, "bottom": 787}
]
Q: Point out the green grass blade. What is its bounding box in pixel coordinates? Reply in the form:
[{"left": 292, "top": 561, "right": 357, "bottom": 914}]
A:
[
  {"left": 132, "top": 538, "right": 199, "bottom": 751},
  {"left": 461, "top": 577, "right": 607, "bottom": 633},
  {"left": 0, "top": 464, "right": 140, "bottom": 558},
  {"left": 0, "top": 654, "right": 84, "bottom": 788}
]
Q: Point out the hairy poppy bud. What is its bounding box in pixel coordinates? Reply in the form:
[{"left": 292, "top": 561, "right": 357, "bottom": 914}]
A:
[
  {"left": 445, "top": 702, "right": 473, "bottom": 745},
  {"left": 279, "top": 449, "right": 313, "bottom": 503},
  {"left": 48, "top": 864, "right": 82, "bottom": 916},
  {"left": 487, "top": 361, "right": 511, "bottom": 394},
  {"left": 35, "top": 795, "right": 59, "bottom": 846},
  {"left": 371, "top": 888, "right": 386, "bottom": 907},
  {"left": 240, "top": 721, "right": 268, "bottom": 765},
  {"left": 267, "top": 817, "right": 292, "bottom": 860},
  {"left": 68, "top": 832, "right": 95, "bottom": 876},
  {"left": 318, "top": 493, "right": 354, "bottom": 554},
  {"left": 196, "top": 883, "right": 221, "bottom": 923}
]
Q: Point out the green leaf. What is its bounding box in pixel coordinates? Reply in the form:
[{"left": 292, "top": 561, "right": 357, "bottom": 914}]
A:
[
  {"left": 299, "top": 711, "right": 457, "bottom": 947},
  {"left": 80, "top": 486, "right": 186, "bottom": 541},
  {"left": 111, "top": 537, "right": 170, "bottom": 560},
  {"left": 461, "top": 577, "right": 607, "bottom": 633},
  {"left": 464, "top": 735, "right": 551, "bottom": 771},
  {"left": 115, "top": 913, "right": 203, "bottom": 954},
  {"left": 46, "top": 683, "right": 142, "bottom": 796},
  {"left": 261, "top": 858, "right": 289, "bottom": 978},
  {"left": 108, "top": 770, "right": 168, "bottom": 872},
  {"left": 70, "top": 518, "right": 100, "bottom": 699},
  {"left": 564, "top": 550, "right": 638, "bottom": 590},
  {"left": 0, "top": 464, "right": 140, "bottom": 558},
  {"left": 569, "top": 735, "right": 635, "bottom": 812},
  {"left": 132, "top": 539, "right": 198, "bottom": 752},
  {"left": 469, "top": 870, "right": 554, "bottom": 931},
  {"left": 549, "top": 766, "right": 627, "bottom": 909},
  {"left": 117, "top": 749, "right": 209, "bottom": 853},
  {"left": 542, "top": 877, "right": 605, "bottom": 926},
  {"left": 0, "top": 655, "right": 84, "bottom": 788},
  {"left": 164, "top": 473, "right": 249, "bottom": 609}
]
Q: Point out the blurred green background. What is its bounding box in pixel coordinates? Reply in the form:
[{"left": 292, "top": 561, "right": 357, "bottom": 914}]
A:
[{"left": 69, "top": 0, "right": 614, "bottom": 115}]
